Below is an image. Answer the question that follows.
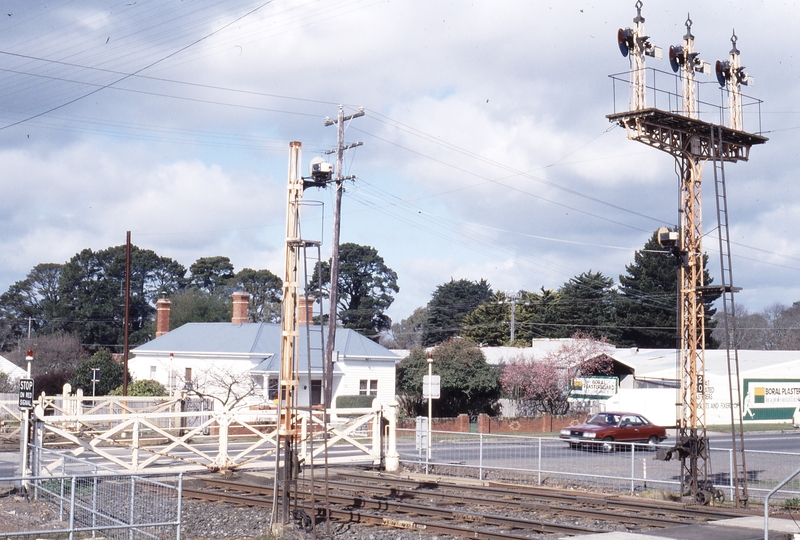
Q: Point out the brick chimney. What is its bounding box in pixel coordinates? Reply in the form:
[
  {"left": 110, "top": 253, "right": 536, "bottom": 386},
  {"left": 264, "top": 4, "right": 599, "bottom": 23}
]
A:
[
  {"left": 232, "top": 291, "right": 250, "bottom": 324},
  {"left": 297, "top": 296, "right": 315, "bottom": 326},
  {"left": 155, "top": 295, "right": 171, "bottom": 337}
]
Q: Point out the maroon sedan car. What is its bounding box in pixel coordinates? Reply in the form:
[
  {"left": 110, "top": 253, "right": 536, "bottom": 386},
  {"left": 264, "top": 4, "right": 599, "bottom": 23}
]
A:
[{"left": 559, "top": 412, "right": 667, "bottom": 452}]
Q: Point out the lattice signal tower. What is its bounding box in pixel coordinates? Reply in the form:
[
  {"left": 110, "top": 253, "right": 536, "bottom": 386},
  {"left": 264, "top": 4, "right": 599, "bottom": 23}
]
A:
[{"left": 608, "top": 1, "right": 766, "bottom": 505}]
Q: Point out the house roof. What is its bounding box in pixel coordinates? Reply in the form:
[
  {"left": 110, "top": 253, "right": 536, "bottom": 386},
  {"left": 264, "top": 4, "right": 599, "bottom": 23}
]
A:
[
  {"left": 0, "top": 355, "right": 27, "bottom": 379},
  {"left": 132, "top": 322, "right": 400, "bottom": 372},
  {"left": 610, "top": 348, "right": 800, "bottom": 379}
]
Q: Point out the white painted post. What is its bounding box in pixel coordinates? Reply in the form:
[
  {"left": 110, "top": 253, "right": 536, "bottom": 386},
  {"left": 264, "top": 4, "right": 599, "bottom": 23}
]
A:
[
  {"left": 537, "top": 437, "right": 542, "bottom": 485},
  {"left": 427, "top": 354, "right": 433, "bottom": 461},
  {"left": 371, "top": 399, "right": 381, "bottom": 465},
  {"left": 479, "top": 433, "right": 483, "bottom": 480},
  {"left": 384, "top": 402, "right": 399, "bottom": 472},
  {"left": 217, "top": 410, "right": 230, "bottom": 469},
  {"left": 20, "top": 352, "right": 33, "bottom": 491},
  {"left": 132, "top": 419, "right": 140, "bottom": 472}
]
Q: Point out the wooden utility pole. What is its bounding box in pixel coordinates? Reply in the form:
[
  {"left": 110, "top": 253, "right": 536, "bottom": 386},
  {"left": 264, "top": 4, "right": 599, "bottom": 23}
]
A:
[
  {"left": 123, "top": 231, "right": 131, "bottom": 396},
  {"left": 322, "top": 105, "right": 363, "bottom": 408}
]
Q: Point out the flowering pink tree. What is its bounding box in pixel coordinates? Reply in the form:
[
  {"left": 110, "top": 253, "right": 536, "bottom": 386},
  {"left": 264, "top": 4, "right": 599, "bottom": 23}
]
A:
[{"left": 500, "top": 332, "right": 613, "bottom": 415}]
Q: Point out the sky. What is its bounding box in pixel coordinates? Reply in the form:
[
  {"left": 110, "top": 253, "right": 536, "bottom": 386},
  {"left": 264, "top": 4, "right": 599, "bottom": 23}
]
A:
[{"left": 1, "top": 0, "right": 799, "bottom": 328}]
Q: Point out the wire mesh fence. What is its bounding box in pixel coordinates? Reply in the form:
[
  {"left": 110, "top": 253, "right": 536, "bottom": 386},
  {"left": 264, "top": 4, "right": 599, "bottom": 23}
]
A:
[
  {"left": 397, "top": 429, "right": 800, "bottom": 504},
  {"left": 25, "top": 473, "right": 182, "bottom": 540},
  {"left": 1, "top": 447, "right": 182, "bottom": 539}
]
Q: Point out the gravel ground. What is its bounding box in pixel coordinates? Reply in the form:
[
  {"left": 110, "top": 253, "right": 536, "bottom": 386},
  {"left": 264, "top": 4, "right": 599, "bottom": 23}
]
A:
[
  {"left": 0, "top": 493, "right": 65, "bottom": 535},
  {"left": 0, "top": 491, "right": 459, "bottom": 540},
  {"left": 181, "top": 498, "right": 462, "bottom": 539}
]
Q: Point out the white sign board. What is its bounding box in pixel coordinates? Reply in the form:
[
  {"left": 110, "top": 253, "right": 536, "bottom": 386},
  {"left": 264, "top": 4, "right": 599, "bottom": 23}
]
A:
[
  {"left": 423, "top": 375, "right": 440, "bottom": 399},
  {"left": 415, "top": 416, "right": 429, "bottom": 451},
  {"left": 19, "top": 378, "right": 34, "bottom": 409},
  {"left": 570, "top": 376, "right": 618, "bottom": 399}
]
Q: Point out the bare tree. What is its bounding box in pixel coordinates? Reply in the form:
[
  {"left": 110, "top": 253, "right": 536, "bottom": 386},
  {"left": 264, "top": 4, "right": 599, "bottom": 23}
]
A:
[
  {"left": 185, "top": 364, "right": 265, "bottom": 411},
  {"left": 7, "top": 332, "right": 88, "bottom": 377}
]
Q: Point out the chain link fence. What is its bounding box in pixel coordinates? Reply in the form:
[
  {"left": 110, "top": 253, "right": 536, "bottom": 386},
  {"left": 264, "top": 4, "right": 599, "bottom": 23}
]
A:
[{"left": 397, "top": 429, "right": 800, "bottom": 504}]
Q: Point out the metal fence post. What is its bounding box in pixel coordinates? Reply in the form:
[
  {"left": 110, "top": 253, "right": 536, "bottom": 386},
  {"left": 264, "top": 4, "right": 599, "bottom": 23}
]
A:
[
  {"left": 425, "top": 430, "right": 430, "bottom": 475},
  {"left": 176, "top": 473, "right": 183, "bottom": 540},
  {"left": 68, "top": 476, "right": 76, "bottom": 540},
  {"left": 537, "top": 437, "right": 542, "bottom": 485},
  {"left": 479, "top": 433, "right": 483, "bottom": 480},
  {"left": 129, "top": 476, "right": 136, "bottom": 540},
  {"left": 630, "top": 443, "right": 635, "bottom": 494},
  {"left": 92, "top": 472, "right": 98, "bottom": 537},
  {"left": 729, "top": 448, "right": 735, "bottom": 502},
  {"left": 60, "top": 460, "right": 66, "bottom": 521}
]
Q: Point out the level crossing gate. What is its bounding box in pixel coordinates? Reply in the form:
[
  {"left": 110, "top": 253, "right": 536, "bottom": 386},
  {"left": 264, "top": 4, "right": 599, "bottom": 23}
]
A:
[{"left": 21, "top": 394, "right": 397, "bottom": 474}]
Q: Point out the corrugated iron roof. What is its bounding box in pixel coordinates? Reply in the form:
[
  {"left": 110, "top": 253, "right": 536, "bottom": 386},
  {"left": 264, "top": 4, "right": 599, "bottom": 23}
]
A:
[{"left": 132, "top": 322, "right": 400, "bottom": 373}]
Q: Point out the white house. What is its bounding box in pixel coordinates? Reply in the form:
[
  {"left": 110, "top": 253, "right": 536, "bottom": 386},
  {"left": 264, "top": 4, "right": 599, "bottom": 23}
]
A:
[
  {"left": 130, "top": 293, "right": 400, "bottom": 410},
  {"left": 0, "top": 355, "right": 27, "bottom": 382}
]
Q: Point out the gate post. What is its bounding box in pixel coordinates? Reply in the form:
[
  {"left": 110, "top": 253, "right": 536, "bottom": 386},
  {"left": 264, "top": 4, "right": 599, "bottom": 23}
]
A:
[
  {"left": 132, "top": 419, "right": 140, "bottom": 471},
  {"left": 384, "top": 402, "right": 399, "bottom": 472},
  {"left": 31, "top": 407, "right": 43, "bottom": 478},
  {"left": 371, "top": 399, "right": 381, "bottom": 465}
]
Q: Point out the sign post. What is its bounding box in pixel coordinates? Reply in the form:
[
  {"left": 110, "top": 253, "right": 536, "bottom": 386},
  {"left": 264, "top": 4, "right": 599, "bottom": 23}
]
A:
[
  {"left": 20, "top": 351, "right": 33, "bottom": 492},
  {"left": 422, "top": 353, "right": 440, "bottom": 462},
  {"left": 91, "top": 368, "right": 100, "bottom": 398}
]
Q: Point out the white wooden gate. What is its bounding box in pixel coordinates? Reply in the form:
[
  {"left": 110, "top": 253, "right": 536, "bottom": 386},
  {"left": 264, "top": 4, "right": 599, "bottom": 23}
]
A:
[{"left": 27, "top": 394, "right": 399, "bottom": 474}]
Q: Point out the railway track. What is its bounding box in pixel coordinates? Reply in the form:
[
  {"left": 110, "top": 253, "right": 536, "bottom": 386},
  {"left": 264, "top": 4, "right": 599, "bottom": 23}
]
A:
[{"left": 183, "top": 469, "right": 757, "bottom": 539}]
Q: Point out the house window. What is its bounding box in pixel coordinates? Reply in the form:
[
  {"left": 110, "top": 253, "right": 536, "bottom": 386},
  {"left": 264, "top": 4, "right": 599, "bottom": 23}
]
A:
[
  {"left": 251, "top": 374, "right": 264, "bottom": 389},
  {"left": 150, "top": 366, "right": 157, "bottom": 379},
  {"left": 310, "top": 380, "right": 322, "bottom": 406},
  {"left": 359, "top": 379, "right": 378, "bottom": 397},
  {"left": 268, "top": 377, "right": 278, "bottom": 401},
  {"left": 184, "top": 367, "right": 193, "bottom": 390}
]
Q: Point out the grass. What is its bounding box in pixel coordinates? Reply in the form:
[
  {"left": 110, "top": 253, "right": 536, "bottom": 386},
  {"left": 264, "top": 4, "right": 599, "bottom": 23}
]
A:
[
  {"left": 784, "top": 497, "right": 800, "bottom": 509},
  {"left": 706, "top": 423, "right": 796, "bottom": 433}
]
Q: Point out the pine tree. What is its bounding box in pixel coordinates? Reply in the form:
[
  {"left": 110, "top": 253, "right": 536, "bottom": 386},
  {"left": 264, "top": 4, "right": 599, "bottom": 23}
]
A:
[
  {"left": 421, "top": 279, "right": 492, "bottom": 346},
  {"left": 462, "top": 292, "right": 511, "bottom": 346},
  {"left": 515, "top": 288, "right": 563, "bottom": 341},
  {"left": 557, "top": 271, "right": 619, "bottom": 341},
  {"left": 617, "top": 230, "right": 718, "bottom": 348}
]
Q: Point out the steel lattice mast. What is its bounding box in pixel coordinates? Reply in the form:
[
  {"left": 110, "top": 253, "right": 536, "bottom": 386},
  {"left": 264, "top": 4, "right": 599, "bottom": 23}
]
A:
[{"left": 608, "top": 2, "right": 766, "bottom": 505}]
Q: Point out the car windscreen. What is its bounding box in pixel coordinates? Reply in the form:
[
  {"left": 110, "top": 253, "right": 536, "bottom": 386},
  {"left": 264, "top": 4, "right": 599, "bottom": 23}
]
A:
[{"left": 588, "top": 414, "right": 619, "bottom": 425}]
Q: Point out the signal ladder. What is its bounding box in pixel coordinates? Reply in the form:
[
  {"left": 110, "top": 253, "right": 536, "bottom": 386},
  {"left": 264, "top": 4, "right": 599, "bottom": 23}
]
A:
[{"left": 709, "top": 125, "right": 749, "bottom": 507}]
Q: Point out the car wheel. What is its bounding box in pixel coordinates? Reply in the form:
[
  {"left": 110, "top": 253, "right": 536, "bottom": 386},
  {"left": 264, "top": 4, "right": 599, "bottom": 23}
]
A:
[
  {"left": 647, "top": 436, "right": 659, "bottom": 450},
  {"left": 602, "top": 437, "right": 615, "bottom": 453}
]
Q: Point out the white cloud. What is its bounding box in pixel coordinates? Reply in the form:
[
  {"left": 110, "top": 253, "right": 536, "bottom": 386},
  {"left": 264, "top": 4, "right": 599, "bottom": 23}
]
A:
[{"left": 0, "top": 0, "right": 798, "bottom": 328}]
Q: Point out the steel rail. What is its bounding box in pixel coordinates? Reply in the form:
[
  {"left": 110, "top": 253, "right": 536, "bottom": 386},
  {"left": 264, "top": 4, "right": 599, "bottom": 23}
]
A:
[
  {"left": 290, "top": 476, "right": 691, "bottom": 527},
  {"left": 184, "top": 482, "right": 603, "bottom": 537},
  {"left": 333, "top": 470, "right": 756, "bottom": 521}
]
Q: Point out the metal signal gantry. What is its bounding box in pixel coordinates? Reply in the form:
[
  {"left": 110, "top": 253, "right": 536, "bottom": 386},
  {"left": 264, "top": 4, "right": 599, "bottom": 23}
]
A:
[{"left": 608, "top": 3, "right": 767, "bottom": 506}]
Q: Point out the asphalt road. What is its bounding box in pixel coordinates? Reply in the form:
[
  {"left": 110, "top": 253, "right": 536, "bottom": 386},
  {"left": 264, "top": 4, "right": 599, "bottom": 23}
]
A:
[{"left": 707, "top": 430, "right": 800, "bottom": 453}]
